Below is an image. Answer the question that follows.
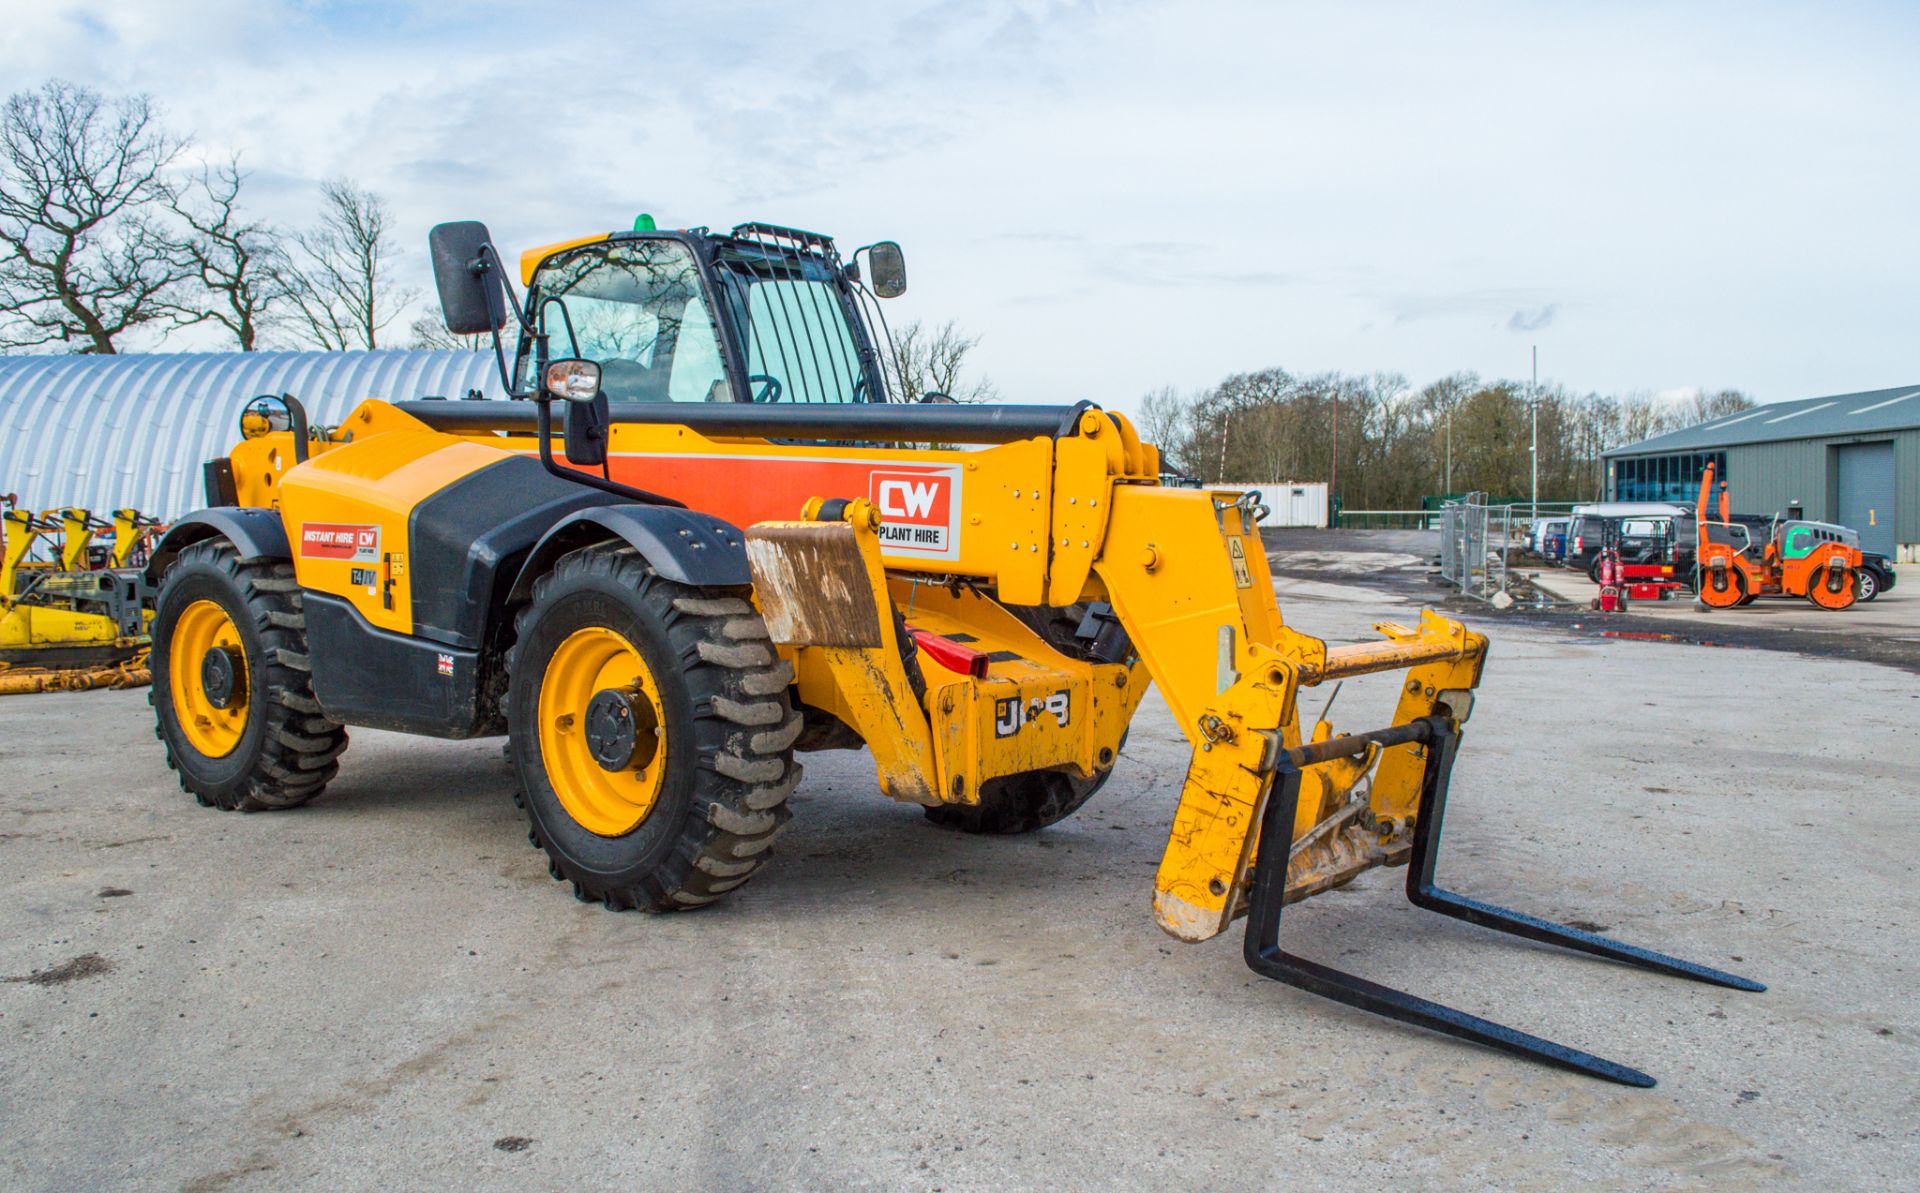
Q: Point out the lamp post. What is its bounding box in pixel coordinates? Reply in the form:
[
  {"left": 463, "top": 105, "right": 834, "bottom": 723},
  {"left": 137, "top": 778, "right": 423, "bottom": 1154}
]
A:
[{"left": 1529, "top": 345, "right": 1539, "bottom": 522}]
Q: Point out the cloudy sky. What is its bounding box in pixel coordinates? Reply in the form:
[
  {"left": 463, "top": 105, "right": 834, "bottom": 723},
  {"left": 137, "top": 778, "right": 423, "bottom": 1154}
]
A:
[{"left": 3, "top": 1, "right": 1914, "bottom": 416}]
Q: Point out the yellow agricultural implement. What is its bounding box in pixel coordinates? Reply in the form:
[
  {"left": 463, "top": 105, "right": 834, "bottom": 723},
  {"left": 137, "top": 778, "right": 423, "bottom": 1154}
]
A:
[
  {"left": 141, "top": 218, "right": 1760, "bottom": 1084},
  {"left": 1, "top": 497, "right": 158, "bottom": 692}
]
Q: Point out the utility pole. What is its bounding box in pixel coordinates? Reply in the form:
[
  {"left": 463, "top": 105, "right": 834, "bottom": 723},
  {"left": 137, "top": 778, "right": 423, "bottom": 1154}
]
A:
[
  {"left": 1329, "top": 392, "right": 1340, "bottom": 508},
  {"left": 1217, "top": 407, "right": 1232, "bottom": 482},
  {"left": 1445, "top": 405, "right": 1453, "bottom": 494},
  {"left": 1529, "top": 345, "right": 1539, "bottom": 522}
]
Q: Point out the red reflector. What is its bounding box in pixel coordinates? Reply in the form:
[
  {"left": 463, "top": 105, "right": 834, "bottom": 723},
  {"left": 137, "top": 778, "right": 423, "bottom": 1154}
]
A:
[{"left": 907, "top": 626, "right": 989, "bottom": 678}]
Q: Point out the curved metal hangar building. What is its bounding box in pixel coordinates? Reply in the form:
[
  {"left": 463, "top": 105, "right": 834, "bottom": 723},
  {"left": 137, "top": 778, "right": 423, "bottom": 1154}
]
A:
[
  {"left": 1604, "top": 383, "right": 1920, "bottom": 561},
  {"left": 0, "top": 351, "right": 500, "bottom": 520}
]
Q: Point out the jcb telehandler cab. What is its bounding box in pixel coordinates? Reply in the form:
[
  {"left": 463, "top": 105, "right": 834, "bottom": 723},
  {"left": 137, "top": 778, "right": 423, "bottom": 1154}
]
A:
[{"left": 146, "top": 217, "right": 1759, "bottom": 1085}]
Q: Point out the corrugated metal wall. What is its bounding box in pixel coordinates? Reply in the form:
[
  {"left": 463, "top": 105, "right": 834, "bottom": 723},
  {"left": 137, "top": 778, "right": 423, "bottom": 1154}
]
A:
[
  {"left": 0, "top": 351, "right": 501, "bottom": 519},
  {"left": 1614, "top": 429, "right": 1918, "bottom": 556}
]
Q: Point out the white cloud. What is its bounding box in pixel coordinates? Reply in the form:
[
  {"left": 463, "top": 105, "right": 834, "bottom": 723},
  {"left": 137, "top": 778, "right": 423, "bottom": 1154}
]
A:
[{"left": 3, "top": 0, "right": 1915, "bottom": 412}]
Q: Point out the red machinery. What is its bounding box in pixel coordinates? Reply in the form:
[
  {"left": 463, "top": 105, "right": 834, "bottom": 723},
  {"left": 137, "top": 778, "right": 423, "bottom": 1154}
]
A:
[{"left": 1590, "top": 545, "right": 1628, "bottom": 612}]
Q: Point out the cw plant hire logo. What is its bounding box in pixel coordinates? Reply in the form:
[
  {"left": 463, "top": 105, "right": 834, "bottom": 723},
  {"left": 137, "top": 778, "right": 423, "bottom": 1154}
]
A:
[{"left": 868, "top": 468, "right": 959, "bottom": 556}]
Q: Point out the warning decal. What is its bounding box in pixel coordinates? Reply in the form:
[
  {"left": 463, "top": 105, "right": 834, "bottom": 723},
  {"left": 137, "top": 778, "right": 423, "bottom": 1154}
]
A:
[
  {"left": 1227, "top": 537, "right": 1253, "bottom": 588},
  {"left": 301, "top": 523, "right": 381, "bottom": 563},
  {"left": 868, "top": 467, "right": 962, "bottom": 560}
]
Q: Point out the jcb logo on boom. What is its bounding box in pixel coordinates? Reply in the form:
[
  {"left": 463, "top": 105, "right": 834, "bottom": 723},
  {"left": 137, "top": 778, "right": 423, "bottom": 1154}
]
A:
[
  {"left": 868, "top": 467, "right": 959, "bottom": 558},
  {"left": 995, "top": 690, "right": 1071, "bottom": 738}
]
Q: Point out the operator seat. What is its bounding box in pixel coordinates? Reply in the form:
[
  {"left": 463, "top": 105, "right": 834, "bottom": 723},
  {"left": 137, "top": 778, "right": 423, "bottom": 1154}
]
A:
[{"left": 599, "top": 358, "right": 671, "bottom": 403}]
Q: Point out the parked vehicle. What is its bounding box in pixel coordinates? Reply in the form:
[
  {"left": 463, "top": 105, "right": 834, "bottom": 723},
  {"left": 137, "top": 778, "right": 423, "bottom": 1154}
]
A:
[
  {"left": 127, "top": 213, "right": 1762, "bottom": 1087},
  {"left": 1859, "top": 552, "right": 1896, "bottom": 602},
  {"left": 1529, "top": 517, "right": 1570, "bottom": 562},
  {"left": 1694, "top": 462, "right": 1861, "bottom": 610},
  {"left": 1566, "top": 503, "right": 1692, "bottom": 582}
]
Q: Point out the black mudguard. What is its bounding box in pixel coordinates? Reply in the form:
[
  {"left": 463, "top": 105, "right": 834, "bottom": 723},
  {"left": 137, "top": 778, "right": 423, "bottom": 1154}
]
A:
[
  {"left": 145, "top": 507, "right": 290, "bottom": 581},
  {"left": 506, "top": 506, "right": 750, "bottom": 606}
]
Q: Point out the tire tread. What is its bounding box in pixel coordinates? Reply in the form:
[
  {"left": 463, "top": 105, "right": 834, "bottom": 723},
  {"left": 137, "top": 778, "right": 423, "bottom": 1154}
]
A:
[
  {"left": 509, "top": 543, "right": 797, "bottom": 912},
  {"left": 150, "top": 540, "right": 347, "bottom": 812}
]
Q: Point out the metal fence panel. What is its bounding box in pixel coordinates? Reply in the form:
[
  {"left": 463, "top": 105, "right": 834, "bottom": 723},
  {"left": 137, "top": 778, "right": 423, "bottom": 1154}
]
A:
[{"left": 1439, "top": 492, "right": 1518, "bottom": 603}]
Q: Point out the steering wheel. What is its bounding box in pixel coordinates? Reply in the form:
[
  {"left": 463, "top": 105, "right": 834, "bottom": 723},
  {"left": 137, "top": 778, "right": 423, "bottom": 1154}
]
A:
[{"left": 748, "top": 374, "right": 783, "bottom": 403}]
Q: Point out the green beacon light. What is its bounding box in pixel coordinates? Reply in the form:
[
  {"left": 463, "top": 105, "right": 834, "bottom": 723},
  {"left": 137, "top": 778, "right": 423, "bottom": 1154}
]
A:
[{"left": 633, "top": 213, "right": 657, "bottom": 232}]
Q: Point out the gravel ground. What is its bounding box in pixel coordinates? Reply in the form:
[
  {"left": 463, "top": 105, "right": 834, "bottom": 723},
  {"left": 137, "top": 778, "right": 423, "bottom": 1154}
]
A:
[{"left": 1, "top": 569, "right": 1914, "bottom": 1191}]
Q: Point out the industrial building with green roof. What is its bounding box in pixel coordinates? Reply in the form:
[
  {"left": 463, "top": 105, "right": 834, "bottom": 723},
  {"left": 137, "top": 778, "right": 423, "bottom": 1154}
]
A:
[{"left": 1603, "top": 384, "right": 1919, "bottom": 560}]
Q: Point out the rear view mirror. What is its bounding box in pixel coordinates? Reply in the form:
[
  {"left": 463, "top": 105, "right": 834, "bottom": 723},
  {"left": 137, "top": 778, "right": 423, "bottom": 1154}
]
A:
[
  {"left": 428, "top": 220, "right": 508, "bottom": 335},
  {"left": 564, "top": 392, "right": 610, "bottom": 468},
  {"left": 867, "top": 241, "right": 906, "bottom": 298},
  {"left": 543, "top": 358, "right": 602, "bottom": 402}
]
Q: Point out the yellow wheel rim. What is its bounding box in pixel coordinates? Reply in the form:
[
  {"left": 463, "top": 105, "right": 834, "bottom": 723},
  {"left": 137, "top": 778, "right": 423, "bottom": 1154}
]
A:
[
  {"left": 537, "top": 626, "right": 669, "bottom": 837},
  {"left": 169, "top": 599, "right": 250, "bottom": 758}
]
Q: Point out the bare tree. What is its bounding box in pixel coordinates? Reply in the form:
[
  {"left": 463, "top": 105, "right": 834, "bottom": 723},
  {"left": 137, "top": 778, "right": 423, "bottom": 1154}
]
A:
[
  {"left": 1136, "top": 385, "right": 1191, "bottom": 471},
  {"left": 0, "top": 81, "right": 193, "bottom": 353},
  {"left": 405, "top": 314, "right": 496, "bottom": 352},
  {"left": 163, "top": 158, "right": 287, "bottom": 351},
  {"left": 1683, "top": 387, "right": 1754, "bottom": 424},
  {"left": 282, "top": 179, "right": 415, "bottom": 350},
  {"left": 884, "top": 319, "right": 997, "bottom": 403}
]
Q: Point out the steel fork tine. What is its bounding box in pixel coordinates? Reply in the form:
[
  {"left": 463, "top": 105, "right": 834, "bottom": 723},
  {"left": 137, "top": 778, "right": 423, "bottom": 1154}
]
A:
[
  {"left": 1405, "top": 726, "right": 1765, "bottom": 993},
  {"left": 1244, "top": 760, "right": 1657, "bottom": 1087}
]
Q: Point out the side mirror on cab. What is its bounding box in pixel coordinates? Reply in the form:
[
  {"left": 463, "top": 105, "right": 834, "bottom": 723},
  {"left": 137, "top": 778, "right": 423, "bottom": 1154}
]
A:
[
  {"left": 543, "top": 359, "right": 602, "bottom": 402},
  {"left": 543, "top": 358, "right": 608, "bottom": 468},
  {"left": 428, "top": 220, "right": 509, "bottom": 335},
  {"left": 867, "top": 241, "right": 906, "bottom": 298},
  {"left": 563, "top": 393, "right": 610, "bottom": 468}
]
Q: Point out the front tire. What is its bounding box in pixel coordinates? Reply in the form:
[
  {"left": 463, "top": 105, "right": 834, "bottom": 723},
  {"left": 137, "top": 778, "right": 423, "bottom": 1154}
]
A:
[
  {"left": 507, "top": 543, "right": 800, "bottom": 911},
  {"left": 924, "top": 767, "right": 1114, "bottom": 834},
  {"left": 1857, "top": 569, "right": 1881, "bottom": 602},
  {"left": 924, "top": 601, "right": 1125, "bottom": 834},
  {"left": 149, "top": 540, "right": 348, "bottom": 811}
]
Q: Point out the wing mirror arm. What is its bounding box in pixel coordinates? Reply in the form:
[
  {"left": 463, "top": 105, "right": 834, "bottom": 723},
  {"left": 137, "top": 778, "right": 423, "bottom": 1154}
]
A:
[{"left": 533, "top": 359, "right": 687, "bottom": 509}]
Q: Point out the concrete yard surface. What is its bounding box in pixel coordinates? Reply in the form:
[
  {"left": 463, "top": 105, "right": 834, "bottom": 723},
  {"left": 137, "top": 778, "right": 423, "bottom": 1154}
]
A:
[{"left": 1, "top": 574, "right": 1916, "bottom": 1191}]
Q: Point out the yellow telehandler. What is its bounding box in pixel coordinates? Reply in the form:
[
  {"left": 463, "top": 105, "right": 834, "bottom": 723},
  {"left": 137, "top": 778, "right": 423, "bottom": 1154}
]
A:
[{"left": 144, "top": 218, "right": 1758, "bottom": 1085}]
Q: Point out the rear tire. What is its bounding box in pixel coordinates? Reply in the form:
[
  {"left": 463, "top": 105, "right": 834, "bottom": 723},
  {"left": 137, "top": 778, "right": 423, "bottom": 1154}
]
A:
[
  {"left": 507, "top": 542, "right": 800, "bottom": 911},
  {"left": 149, "top": 539, "right": 347, "bottom": 811}
]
